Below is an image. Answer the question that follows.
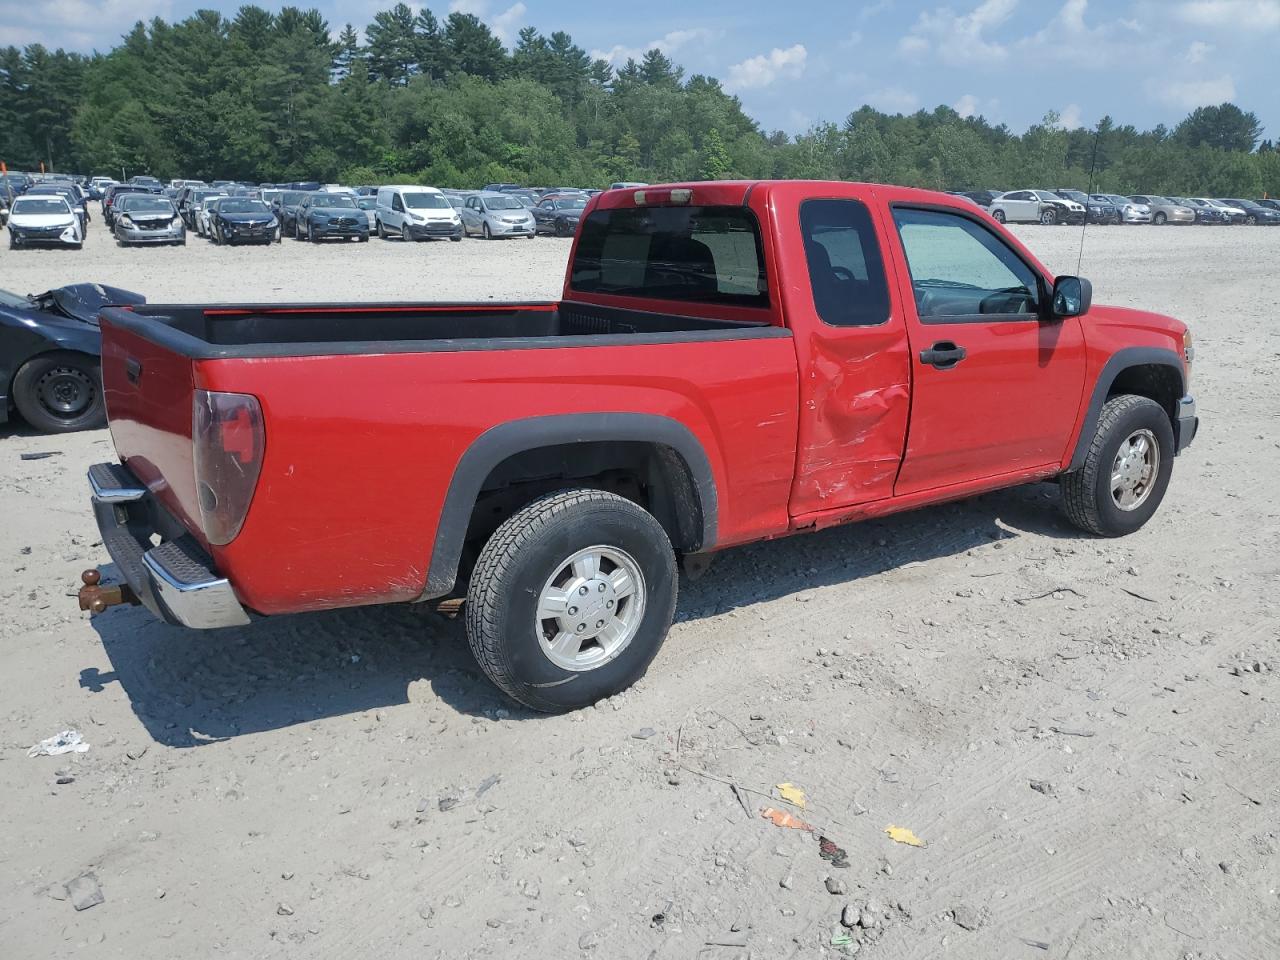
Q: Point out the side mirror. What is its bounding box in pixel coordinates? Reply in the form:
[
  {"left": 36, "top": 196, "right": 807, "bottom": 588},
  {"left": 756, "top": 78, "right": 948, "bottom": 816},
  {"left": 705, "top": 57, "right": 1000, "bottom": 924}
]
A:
[{"left": 1051, "top": 275, "right": 1092, "bottom": 318}]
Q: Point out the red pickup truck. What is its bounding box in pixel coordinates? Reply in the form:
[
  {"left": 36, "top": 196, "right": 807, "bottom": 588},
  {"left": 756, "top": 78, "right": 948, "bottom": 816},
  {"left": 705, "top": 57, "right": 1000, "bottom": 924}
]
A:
[{"left": 81, "top": 180, "right": 1197, "bottom": 711}]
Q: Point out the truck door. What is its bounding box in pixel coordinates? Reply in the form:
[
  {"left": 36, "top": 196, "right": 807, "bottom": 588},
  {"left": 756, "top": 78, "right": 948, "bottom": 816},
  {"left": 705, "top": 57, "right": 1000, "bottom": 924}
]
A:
[
  {"left": 885, "top": 204, "right": 1086, "bottom": 496},
  {"left": 787, "top": 195, "right": 913, "bottom": 515}
]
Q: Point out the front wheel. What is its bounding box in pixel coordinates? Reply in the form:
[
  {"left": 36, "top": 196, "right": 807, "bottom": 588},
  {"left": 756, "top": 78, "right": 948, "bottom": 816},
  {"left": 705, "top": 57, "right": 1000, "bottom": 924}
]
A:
[
  {"left": 991, "top": 208, "right": 1006, "bottom": 223},
  {"left": 1040, "top": 208, "right": 1058, "bottom": 225},
  {"left": 482, "top": 222, "right": 492, "bottom": 240},
  {"left": 1153, "top": 212, "right": 1167, "bottom": 225},
  {"left": 1061, "top": 395, "right": 1175, "bottom": 537},
  {"left": 465, "top": 489, "right": 678, "bottom": 713},
  {"left": 11, "top": 351, "right": 105, "bottom": 432}
]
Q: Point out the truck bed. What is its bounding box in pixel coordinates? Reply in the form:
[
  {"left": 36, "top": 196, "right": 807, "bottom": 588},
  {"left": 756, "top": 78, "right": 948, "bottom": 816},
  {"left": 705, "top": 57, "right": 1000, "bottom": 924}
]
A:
[{"left": 99, "top": 300, "right": 776, "bottom": 358}]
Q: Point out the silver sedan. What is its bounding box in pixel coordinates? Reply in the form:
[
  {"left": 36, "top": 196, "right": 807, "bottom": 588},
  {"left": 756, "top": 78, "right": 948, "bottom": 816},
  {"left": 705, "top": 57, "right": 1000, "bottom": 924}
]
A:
[{"left": 113, "top": 196, "right": 186, "bottom": 246}]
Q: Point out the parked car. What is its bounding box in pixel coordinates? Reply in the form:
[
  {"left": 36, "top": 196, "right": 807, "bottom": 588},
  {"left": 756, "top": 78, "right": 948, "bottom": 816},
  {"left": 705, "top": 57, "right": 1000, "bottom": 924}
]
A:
[
  {"left": 208, "top": 197, "right": 280, "bottom": 245},
  {"left": 112, "top": 195, "right": 185, "bottom": 246},
  {"left": 1053, "top": 189, "right": 1118, "bottom": 224},
  {"left": 460, "top": 191, "right": 537, "bottom": 239},
  {"left": 82, "top": 180, "right": 1197, "bottom": 712},
  {"left": 1255, "top": 198, "right": 1280, "bottom": 213},
  {"left": 6, "top": 195, "right": 83, "bottom": 250},
  {"left": 0, "top": 196, "right": 7, "bottom": 226},
  {"left": 1216, "top": 199, "right": 1280, "bottom": 225},
  {"left": 294, "top": 193, "right": 369, "bottom": 242},
  {"left": 197, "top": 196, "right": 225, "bottom": 238},
  {"left": 1127, "top": 196, "right": 1196, "bottom": 225},
  {"left": 127, "top": 175, "right": 164, "bottom": 193},
  {"left": 1, "top": 283, "right": 144, "bottom": 431},
  {"left": 186, "top": 190, "right": 227, "bottom": 235},
  {"left": 88, "top": 177, "right": 117, "bottom": 200},
  {"left": 375, "top": 185, "right": 462, "bottom": 241},
  {"left": 1091, "top": 194, "right": 1151, "bottom": 224},
  {"left": 609, "top": 181, "right": 648, "bottom": 191},
  {"left": 989, "top": 190, "right": 1085, "bottom": 224},
  {"left": 1174, "top": 197, "right": 1229, "bottom": 224},
  {"left": 951, "top": 189, "right": 1001, "bottom": 208},
  {"left": 275, "top": 191, "right": 312, "bottom": 236},
  {"left": 483, "top": 182, "right": 522, "bottom": 192},
  {"left": 355, "top": 196, "right": 378, "bottom": 229},
  {"left": 532, "top": 195, "right": 587, "bottom": 236},
  {"left": 1185, "top": 197, "right": 1246, "bottom": 224},
  {"left": 25, "top": 183, "right": 90, "bottom": 232},
  {"left": 1, "top": 172, "right": 33, "bottom": 202}
]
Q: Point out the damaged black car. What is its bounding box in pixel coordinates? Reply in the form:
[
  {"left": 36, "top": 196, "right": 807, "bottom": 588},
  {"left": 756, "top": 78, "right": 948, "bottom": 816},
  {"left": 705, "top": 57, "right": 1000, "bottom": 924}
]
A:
[{"left": 1, "top": 283, "right": 146, "bottom": 432}]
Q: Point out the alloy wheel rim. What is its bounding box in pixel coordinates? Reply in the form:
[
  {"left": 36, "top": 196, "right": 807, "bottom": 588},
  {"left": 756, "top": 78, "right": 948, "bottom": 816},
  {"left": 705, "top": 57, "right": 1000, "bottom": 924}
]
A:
[
  {"left": 36, "top": 366, "right": 94, "bottom": 418},
  {"left": 1110, "top": 428, "right": 1159, "bottom": 511},
  {"left": 535, "top": 545, "right": 646, "bottom": 672}
]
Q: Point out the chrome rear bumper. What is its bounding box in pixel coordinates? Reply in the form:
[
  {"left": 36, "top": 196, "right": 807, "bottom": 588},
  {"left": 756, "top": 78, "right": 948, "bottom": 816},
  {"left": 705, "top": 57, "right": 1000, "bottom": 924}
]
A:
[{"left": 86, "top": 463, "right": 250, "bottom": 629}]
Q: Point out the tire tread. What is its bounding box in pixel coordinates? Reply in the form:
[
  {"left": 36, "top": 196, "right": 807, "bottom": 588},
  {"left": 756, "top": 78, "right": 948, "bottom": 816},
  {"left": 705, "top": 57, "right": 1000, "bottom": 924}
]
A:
[{"left": 1062, "top": 394, "right": 1162, "bottom": 536}]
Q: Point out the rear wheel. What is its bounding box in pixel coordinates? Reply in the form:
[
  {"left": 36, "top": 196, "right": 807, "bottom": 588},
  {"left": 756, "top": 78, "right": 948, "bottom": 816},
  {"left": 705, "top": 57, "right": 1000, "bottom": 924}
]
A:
[
  {"left": 1061, "top": 395, "right": 1175, "bottom": 537},
  {"left": 11, "top": 351, "right": 105, "bottom": 433},
  {"left": 465, "top": 489, "right": 678, "bottom": 713}
]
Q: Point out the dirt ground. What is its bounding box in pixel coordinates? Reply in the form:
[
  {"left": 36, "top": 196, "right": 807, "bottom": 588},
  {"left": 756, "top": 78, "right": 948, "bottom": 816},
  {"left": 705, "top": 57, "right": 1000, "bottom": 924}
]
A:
[{"left": 1, "top": 219, "right": 1277, "bottom": 960}]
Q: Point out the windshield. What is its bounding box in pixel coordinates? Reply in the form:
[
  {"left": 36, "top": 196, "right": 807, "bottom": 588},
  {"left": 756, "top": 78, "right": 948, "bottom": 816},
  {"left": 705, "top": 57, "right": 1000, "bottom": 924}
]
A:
[
  {"left": 311, "top": 195, "right": 356, "bottom": 209},
  {"left": 282, "top": 191, "right": 305, "bottom": 204},
  {"left": 404, "top": 192, "right": 451, "bottom": 209},
  {"left": 220, "top": 200, "right": 270, "bottom": 214},
  {"left": 556, "top": 199, "right": 587, "bottom": 210},
  {"left": 120, "top": 197, "right": 173, "bottom": 213},
  {"left": 447, "top": 196, "right": 464, "bottom": 208},
  {"left": 193, "top": 190, "right": 223, "bottom": 201},
  {"left": 1057, "top": 190, "right": 1087, "bottom": 202},
  {"left": 0, "top": 288, "right": 30, "bottom": 308},
  {"left": 484, "top": 196, "right": 523, "bottom": 210},
  {"left": 13, "top": 197, "right": 70, "bottom": 215},
  {"left": 357, "top": 197, "right": 377, "bottom": 209}
]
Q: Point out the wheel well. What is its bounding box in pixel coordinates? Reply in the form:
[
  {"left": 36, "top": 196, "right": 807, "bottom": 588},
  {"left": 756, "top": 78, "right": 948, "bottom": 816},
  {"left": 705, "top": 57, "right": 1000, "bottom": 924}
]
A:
[
  {"left": 1107, "top": 363, "right": 1181, "bottom": 426},
  {"left": 457, "top": 440, "right": 705, "bottom": 582}
]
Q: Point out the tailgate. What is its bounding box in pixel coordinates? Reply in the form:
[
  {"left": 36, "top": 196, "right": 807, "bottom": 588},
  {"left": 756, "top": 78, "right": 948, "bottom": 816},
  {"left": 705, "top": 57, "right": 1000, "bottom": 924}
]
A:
[{"left": 99, "top": 312, "right": 205, "bottom": 544}]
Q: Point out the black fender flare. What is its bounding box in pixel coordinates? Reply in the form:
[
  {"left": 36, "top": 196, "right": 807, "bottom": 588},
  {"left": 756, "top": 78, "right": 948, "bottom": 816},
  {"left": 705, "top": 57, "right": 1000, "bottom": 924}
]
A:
[
  {"left": 422, "top": 413, "right": 719, "bottom": 599},
  {"left": 1068, "top": 346, "right": 1185, "bottom": 471}
]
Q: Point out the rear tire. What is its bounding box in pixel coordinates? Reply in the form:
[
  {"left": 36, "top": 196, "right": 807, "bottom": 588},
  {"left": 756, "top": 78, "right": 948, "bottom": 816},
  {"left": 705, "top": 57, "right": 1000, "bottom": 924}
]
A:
[
  {"left": 1061, "top": 395, "right": 1175, "bottom": 537},
  {"left": 465, "top": 489, "right": 678, "bottom": 713},
  {"left": 11, "top": 351, "right": 106, "bottom": 433}
]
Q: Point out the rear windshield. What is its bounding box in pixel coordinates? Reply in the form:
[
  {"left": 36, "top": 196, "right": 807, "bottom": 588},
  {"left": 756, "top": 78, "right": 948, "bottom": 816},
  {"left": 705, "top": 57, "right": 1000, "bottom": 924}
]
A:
[{"left": 571, "top": 205, "right": 767, "bottom": 307}]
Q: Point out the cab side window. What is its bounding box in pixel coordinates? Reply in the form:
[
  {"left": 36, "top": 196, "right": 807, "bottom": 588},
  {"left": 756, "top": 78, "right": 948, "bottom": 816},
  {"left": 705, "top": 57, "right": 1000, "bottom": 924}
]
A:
[
  {"left": 799, "top": 198, "right": 891, "bottom": 327},
  {"left": 392, "top": 195, "right": 404, "bottom": 213},
  {"left": 892, "top": 208, "right": 1041, "bottom": 320}
]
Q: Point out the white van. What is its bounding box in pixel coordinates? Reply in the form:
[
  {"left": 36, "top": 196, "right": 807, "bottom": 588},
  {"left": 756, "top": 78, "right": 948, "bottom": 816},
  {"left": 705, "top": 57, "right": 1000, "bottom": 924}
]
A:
[{"left": 375, "top": 185, "right": 463, "bottom": 242}]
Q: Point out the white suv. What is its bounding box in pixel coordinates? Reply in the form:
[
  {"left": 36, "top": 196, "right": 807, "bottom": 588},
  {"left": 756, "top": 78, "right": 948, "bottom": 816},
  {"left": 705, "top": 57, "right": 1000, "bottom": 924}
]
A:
[{"left": 376, "top": 185, "right": 462, "bottom": 242}]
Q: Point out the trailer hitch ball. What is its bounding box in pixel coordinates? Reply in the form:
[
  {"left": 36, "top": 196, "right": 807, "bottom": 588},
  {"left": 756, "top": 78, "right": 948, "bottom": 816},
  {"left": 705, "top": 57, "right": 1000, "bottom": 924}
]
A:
[{"left": 77, "top": 569, "right": 140, "bottom": 614}]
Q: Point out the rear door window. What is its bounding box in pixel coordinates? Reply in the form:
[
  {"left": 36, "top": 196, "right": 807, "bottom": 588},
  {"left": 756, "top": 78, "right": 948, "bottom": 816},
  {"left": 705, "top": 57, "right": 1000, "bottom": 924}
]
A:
[
  {"left": 799, "top": 199, "right": 891, "bottom": 326},
  {"left": 571, "top": 205, "right": 767, "bottom": 307}
]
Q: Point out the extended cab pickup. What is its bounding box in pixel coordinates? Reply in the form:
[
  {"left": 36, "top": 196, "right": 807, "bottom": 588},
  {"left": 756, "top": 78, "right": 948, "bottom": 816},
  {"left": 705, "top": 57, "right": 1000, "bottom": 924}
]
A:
[{"left": 81, "top": 181, "right": 1198, "bottom": 711}]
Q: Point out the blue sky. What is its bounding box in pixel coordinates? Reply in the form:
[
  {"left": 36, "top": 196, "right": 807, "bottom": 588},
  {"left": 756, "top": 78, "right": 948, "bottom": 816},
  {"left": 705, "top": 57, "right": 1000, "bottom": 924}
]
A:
[{"left": 4, "top": 0, "right": 1278, "bottom": 139}]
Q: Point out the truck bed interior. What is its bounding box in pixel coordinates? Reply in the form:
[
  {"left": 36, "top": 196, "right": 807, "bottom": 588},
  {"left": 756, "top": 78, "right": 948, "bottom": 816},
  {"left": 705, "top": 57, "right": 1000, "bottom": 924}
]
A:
[{"left": 101, "top": 301, "right": 783, "bottom": 359}]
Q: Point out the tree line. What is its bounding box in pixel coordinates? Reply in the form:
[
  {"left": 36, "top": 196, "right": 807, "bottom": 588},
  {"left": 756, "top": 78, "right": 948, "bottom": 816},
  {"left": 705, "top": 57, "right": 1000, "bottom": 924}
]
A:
[{"left": 1, "top": 4, "right": 1277, "bottom": 197}]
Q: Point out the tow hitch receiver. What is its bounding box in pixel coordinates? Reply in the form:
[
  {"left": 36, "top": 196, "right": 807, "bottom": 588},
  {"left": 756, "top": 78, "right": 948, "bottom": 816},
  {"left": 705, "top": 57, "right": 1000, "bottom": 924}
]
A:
[{"left": 77, "top": 569, "right": 140, "bottom": 614}]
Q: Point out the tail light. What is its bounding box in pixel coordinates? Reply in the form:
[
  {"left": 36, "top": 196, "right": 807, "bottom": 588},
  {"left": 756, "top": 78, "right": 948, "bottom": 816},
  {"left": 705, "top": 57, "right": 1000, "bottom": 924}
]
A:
[{"left": 193, "top": 389, "right": 265, "bottom": 545}]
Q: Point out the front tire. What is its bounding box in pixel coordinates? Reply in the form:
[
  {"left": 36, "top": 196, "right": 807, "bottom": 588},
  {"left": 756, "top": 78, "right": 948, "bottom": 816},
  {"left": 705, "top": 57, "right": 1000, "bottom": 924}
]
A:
[
  {"left": 11, "top": 351, "right": 105, "bottom": 433},
  {"left": 482, "top": 222, "right": 492, "bottom": 240},
  {"left": 1153, "top": 212, "right": 1167, "bottom": 225},
  {"left": 991, "top": 209, "right": 1006, "bottom": 223},
  {"left": 1061, "top": 395, "right": 1175, "bottom": 537},
  {"left": 1040, "top": 208, "right": 1058, "bottom": 225},
  {"left": 465, "top": 489, "right": 678, "bottom": 713}
]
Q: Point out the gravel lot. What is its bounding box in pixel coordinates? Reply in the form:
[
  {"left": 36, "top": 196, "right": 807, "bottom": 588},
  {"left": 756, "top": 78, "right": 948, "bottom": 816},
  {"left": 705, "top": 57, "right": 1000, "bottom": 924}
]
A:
[{"left": 2, "top": 215, "right": 1278, "bottom": 959}]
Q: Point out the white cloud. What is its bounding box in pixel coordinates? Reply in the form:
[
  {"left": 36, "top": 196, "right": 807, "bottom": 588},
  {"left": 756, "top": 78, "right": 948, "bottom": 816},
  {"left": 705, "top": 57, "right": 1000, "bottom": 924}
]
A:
[
  {"left": 726, "top": 44, "right": 808, "bottom": 91},
  {"left": 1015, "top": 0, "right": 1151, "bottom": 67},
  {"left": 447, "top": 0, "right": 526, "bottom": 46},
  {"left": 865, "top": 86, "right": 920, "bottom": 113},
  {"left": 590, "top": 28, "right": 718, "bottom": 66},
  {"left": 1175, "top": 0, "right": 1280, "bottom": 29},
  {"left": 954, "top": 93, "right": 980, "bottom": 117},
  {"left": 1146, "top": 73, "right": 1237, "bottom": 108},
  {"left": 1186, "top": 40, "right": 1213, "bottom": 61},
  {"left": 1055, "top": 103, "right": 1084, "bottom": 128},
  {"left": 898, "top": 0, "right": 1018, "bottom": 65},
  {"left": 0, "top": 0, "right": 173, "bottom": 51}
]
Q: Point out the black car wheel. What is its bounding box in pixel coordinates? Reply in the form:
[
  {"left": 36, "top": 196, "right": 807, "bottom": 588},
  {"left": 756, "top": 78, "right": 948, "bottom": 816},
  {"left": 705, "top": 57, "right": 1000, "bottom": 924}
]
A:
[
  {"left": 309, "top": 223, "right": 319, "bottom": 243},
  {"left": 555, "top": 218, "right": 569, "bottom": 237},
  {"left": 377, "top": 219, "right": 386, "bottom": 239},
  {"left": 1153, "top": 212, "right": 1167, "bottom": 225},
  {"left": 12, "top": 351, "right": 106, "bottom": 433},
  {"left": 1040, "top": 208, "right": 1058, "bottom": 225},
  {"left": 482, "top": 222, "right": 492, "bottom": 240},
  {"left": 991, "top": 208, "right": 1006, "bottom": 223}
]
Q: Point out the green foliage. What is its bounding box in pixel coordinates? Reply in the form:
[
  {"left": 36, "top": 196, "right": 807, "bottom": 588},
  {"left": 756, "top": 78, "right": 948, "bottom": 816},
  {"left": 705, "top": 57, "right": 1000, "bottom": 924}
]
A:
[{"left": 1, "top": 6, "right": 1276, "bottom": 199}]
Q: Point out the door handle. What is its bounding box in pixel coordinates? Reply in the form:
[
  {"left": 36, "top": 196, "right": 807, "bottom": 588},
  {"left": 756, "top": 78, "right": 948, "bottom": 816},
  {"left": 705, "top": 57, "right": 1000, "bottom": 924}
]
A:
[{"left": 919, "top": 341, "right": 967, "bottom": 369}]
